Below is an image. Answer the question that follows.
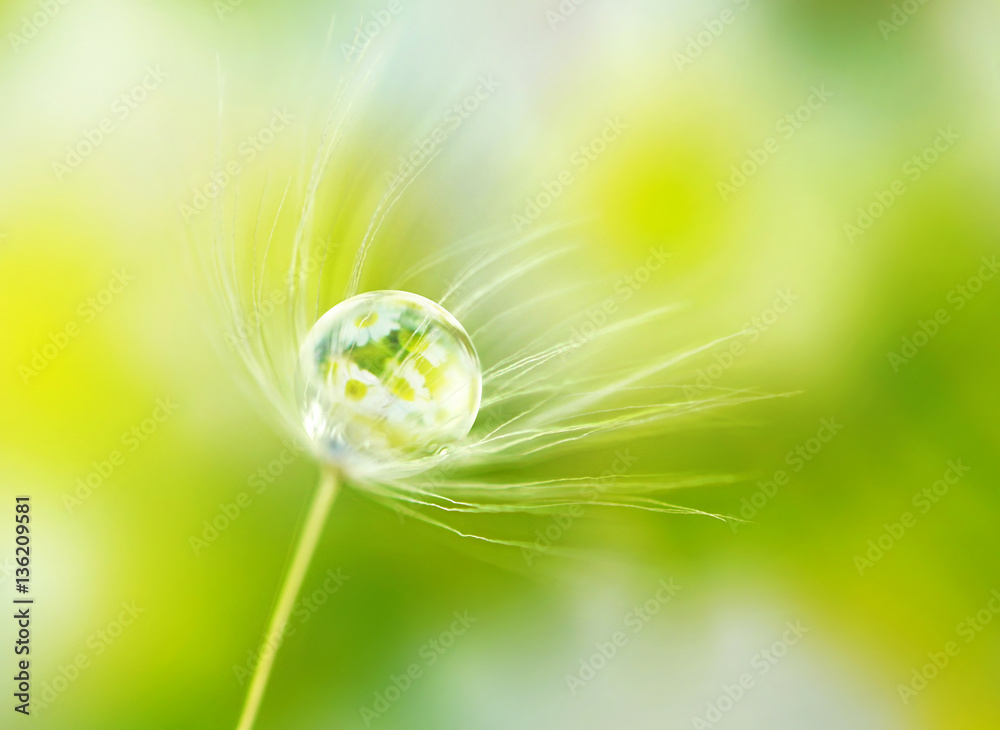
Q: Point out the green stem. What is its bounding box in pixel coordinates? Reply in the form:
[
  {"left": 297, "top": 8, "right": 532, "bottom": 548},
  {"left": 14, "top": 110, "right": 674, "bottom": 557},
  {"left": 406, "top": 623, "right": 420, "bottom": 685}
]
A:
[{"left": 236, "top": 469, "right": 339, "bottom": 730}]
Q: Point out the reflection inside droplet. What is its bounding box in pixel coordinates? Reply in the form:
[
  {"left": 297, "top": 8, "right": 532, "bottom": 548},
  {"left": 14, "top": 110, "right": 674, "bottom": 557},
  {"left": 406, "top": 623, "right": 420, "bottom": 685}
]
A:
[{"left": 298, "top": 291, "right": 482, "bottom": 478}]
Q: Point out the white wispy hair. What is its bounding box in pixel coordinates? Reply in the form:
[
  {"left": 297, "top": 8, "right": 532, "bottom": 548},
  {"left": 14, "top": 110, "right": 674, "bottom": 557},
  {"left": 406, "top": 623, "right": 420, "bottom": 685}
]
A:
[
  {"left": 188, "top": 31, "right": 771, "bottom": 547},
  {"left": 187, "top": 22, "right": 775, "bottom": 730}
]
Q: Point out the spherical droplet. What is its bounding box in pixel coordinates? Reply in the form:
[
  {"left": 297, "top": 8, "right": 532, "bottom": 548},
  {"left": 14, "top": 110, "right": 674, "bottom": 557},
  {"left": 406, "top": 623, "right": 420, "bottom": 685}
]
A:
[{"left": 298, "top": 291, "right": 482, "bottom": 478}]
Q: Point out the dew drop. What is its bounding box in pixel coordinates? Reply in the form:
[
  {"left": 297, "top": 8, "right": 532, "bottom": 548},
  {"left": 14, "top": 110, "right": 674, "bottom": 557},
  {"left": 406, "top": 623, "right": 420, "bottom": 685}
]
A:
[{"left": 298, "top": 291, "right": 482, "bottom": 478}]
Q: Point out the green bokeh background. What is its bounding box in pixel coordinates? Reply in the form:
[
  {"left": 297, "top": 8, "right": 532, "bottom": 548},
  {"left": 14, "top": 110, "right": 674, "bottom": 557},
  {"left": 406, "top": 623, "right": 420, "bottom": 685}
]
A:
[{"left": 1, "top": 0, "right": 998, "bottom": 728}]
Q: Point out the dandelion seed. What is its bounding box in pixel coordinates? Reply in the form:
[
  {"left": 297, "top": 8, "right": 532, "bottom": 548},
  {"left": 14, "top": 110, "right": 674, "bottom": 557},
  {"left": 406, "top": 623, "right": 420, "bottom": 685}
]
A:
[{"left": 191, "top": 30, "right": 772, "bottom": 730}]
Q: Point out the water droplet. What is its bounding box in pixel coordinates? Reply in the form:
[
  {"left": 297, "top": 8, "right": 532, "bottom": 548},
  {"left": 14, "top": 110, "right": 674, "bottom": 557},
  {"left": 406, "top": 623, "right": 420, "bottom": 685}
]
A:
[{"left": 298, "top": 291, "right": 482, "bottom": 478}]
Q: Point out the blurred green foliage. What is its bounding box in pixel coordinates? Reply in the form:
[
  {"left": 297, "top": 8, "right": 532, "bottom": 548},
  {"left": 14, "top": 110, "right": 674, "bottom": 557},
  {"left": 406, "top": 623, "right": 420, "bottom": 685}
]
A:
[{"left": 1, "top": 0, "right": 998, "bottom": 728}]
